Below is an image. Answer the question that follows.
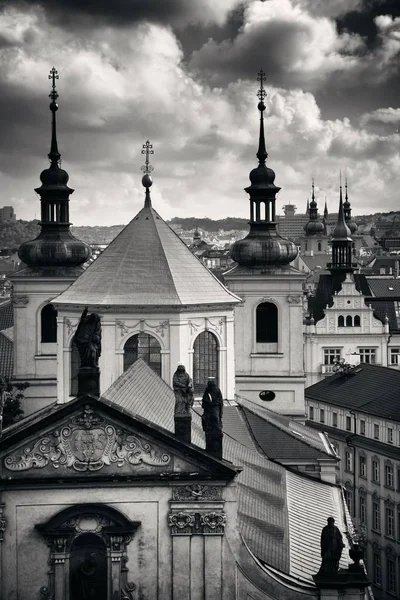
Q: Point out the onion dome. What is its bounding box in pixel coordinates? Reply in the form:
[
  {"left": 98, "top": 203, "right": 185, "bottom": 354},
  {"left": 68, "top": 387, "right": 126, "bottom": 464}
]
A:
[
  {"left": 304, "top": 178, "right": 324, "bottom": 235},
  {"left": 230, "top": 70, "right": 298, "bottom": 267},
  {"left": 343, "top": 179, "right": 357, "bottom": 234},
  {"left": 18, "top": 68, "right": 91, "bottom": 267}
]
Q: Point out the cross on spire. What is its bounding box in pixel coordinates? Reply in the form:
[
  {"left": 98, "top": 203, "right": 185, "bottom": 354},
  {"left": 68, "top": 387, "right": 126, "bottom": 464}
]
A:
[
  {"left": 257, "top": 69, "right": 266, "bottom": 102},
  {"left": 141, "top": 140, "right": 154, "bottom": 174},
  {"left": 49, "top": 67, "right": 59, "bottom": 103}
]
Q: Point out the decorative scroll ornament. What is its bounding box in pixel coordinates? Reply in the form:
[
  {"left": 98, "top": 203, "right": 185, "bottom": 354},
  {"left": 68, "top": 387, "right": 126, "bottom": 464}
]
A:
[
  {"left": 206, "top": 318, "right": 224, "bottom": 335},
  {"left": 188, "top": 320, "right": 201, "bottom": 336},
  {"left": 287, "top": 295, "right": 302, "bottom": 304},
  {"left": 4, "top": 405, "right": 170, "bottom": 472},
  {"left": 65, "top": 318, "right": 78, "bottom": 337},
  {"left": 201, "top": 511, "right": 226, "bottom": 534},
  {"left": 168, "top": 511, "right": 226, "bottom": 536},
  {"left": 172, "top": 485, "right": 222, "bottom": 501},
  {"left": 168, "top": 512, "right": 195, "bottom": 535}
]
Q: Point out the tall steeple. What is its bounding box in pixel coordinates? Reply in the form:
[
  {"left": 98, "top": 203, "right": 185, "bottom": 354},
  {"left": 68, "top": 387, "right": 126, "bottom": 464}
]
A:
[
  {"left": 141, "top": 139, "right": 154, "bottom": 208},
  {"left": 324, "top": 198, "right": 328, "bottom": 218},
  {"left": 328, "top": 176, "right": 354, "bottom": 273},
  {"left": 18, "top": 68, "right": 91, "bottom": 268},
  {"left": 343, "top": 178, "right": 357, "bottom": 234},
  {"left": 304, "top": 178, "right": 324, "bottom": 236},
  {"left": 230, "top": 70, "right": 297, "bottom": 267}
]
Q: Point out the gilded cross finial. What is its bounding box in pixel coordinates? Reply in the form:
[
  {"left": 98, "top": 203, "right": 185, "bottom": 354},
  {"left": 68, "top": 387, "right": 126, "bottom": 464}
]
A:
[
  {"left": 49, "top": 67, "right": 59, "bottom": 103},
  {"left": 257, "top": 69, "right": 266, "bottom": 102},
  {"left": 141, "top": 140, "right": 154, "bottom": 174}
]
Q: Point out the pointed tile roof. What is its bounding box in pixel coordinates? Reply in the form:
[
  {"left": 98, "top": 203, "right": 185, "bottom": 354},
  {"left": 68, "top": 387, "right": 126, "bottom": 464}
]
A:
[{"left": 54, "top": 204, "right": 240, "bottom": 307}]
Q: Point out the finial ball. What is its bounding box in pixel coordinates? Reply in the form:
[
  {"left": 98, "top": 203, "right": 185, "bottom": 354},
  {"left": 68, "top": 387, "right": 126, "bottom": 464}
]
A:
[
  {"left": 49, "top": 101, "right": 59, "bottom": 112},
  {"left": 142, "top": 173, "right": 153, "bottom": 188},
  {"left": 258, "top": 101, "right": 266, "bottom": 112}
]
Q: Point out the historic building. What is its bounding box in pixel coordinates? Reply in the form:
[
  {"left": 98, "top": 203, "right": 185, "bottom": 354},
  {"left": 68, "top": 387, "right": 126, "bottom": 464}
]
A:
[
  {"left": 304, "top": 190, "right": 389, "bottom": 386},
  {"left": 9, "top": 69, "right": 92, "bottom": 411},
  {"left": 225, "top": 71, "right": 306, "bottom": 418},
  {"left": 306, "top": 364, "right": 400, "bottom": 599},
  {"left": 0, "top": 70, "right": 373, "bottom": 599}
]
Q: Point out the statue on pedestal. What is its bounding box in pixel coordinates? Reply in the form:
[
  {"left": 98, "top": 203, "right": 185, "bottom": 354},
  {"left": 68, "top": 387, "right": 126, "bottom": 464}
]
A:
[
  {"left": 319, "top": 517, "right": 344, "bottom": 575},
  {"left": 201, "top": 379, "right": 223, "bottom": 433},
  {"left": 173, "top": 365, "right": 194, "bottom": 416},
  {"left": 73, "top": 307, "right": 102, "bottom": 369}
]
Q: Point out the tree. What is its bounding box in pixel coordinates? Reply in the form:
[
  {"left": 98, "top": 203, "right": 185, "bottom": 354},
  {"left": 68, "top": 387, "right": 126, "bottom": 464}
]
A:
[{"left": 0, "top": 378, "right": 27, "bottom": 434}]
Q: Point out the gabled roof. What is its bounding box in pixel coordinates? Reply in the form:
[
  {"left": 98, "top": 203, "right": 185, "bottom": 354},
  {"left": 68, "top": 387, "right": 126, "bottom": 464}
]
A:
[
  {"left": 235, "top": 395, "right": 335, "bottom": 461},
  {"left": 368, "top": 299, "right": 399, "bottom": 331},
  {"left": 300, "top": 254, "right": 331, "bottom": 271},
  {"left": 308, "top": 272, "right": 372, "bottom": 323},
  {"left": 53, "top": 204, "right": 240, "bottom": 307},
  {"left": 306, "top": 363, "right": 400, "bottom": 422}
]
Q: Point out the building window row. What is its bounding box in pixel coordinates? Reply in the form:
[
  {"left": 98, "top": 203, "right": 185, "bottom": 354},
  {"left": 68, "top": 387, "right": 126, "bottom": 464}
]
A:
[
  {"left": 338, "top": 315, "right": 361, "bottom": 327},
  {"left": 307, "top": 404, "right": 398, "bottom": 445},
  {"left": 372, "top": 547, "right": 398, "bottom": 596}
]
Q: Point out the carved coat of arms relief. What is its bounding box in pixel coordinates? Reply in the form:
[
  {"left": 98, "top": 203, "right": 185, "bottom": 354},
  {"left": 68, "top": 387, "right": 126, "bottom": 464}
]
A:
[{"left": 4, "top": 405, "right": 171, "bottom": 473}]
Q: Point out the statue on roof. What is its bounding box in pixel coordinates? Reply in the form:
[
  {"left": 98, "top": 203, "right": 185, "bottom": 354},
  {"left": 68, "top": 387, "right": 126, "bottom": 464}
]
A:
[
  {"left": 173, "top": 365, "right": 194, "bottom": 415},
  {"left": 73, "top": 307, "right": 102, "bottom": 369},
  {"left": 319, "top": 517, "right": 345, "bottom": 575},
  {"left": 201, "top": 379, "right": 223, "bottom": 433}
]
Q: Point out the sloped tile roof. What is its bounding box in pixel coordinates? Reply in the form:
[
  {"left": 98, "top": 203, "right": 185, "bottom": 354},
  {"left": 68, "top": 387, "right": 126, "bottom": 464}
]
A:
[
  {"left": 286, "top": 472, "right": 349, "bottom": 579},
  {"left": 103, "top": 360, "right": 347, "bottom": 581},
  {"left": 0, "top": 299, "right": 13, "bottom": 330},
  {"left": 0, "top": 332, "right": 13, "bottom": 378},
  {"left": 367, "top": 277, "right": 400, "bottom": 297},
  {"left": 235, "top": 395, "right": 334, "bottom": 460},
  {"left": 368, "top": 299, "right": 398, "bottom": 331},
  {"left": 306, "top": 363, "right": 400, "bottom": 422},
  {"left": 54, "top": 205, "right": 240, "bottom": 307}
]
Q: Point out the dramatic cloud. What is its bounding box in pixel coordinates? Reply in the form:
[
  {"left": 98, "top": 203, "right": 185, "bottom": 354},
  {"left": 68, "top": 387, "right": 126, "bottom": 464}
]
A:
[
  {"left": 0, "top": 0, "right": 398, "bottom": 225},
  {"left": 6, "top": 0, "right": 245, "bottom": 29}
]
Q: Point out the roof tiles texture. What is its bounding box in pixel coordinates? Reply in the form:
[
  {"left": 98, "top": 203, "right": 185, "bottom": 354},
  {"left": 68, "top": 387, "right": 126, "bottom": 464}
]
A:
[
  {"left": 103, "top": 360, "right": 348, "bottom": 581},
  {"left": 0, "top": 332, "right": 13, "bottom": 378},
  {"left": 367, "top": 277, "right": 400, "bottom": 297},
  {"left": 0, "top": 300, "right": 13, "bottom": 330},
  {"left": 306, "top": 363, "right": 400, "bottom": 421},
  {"left": 54, "top": 205, "right": 239, "bottom": 307}
]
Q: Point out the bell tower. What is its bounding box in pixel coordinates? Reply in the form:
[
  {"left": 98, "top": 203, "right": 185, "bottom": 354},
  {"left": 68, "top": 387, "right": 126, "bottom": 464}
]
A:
[
  {"left": 10, "top": 68, "right": 91, "bottom": 415},
  {"left": 225, "top": 71, "right": 306, "bottom": 418}
]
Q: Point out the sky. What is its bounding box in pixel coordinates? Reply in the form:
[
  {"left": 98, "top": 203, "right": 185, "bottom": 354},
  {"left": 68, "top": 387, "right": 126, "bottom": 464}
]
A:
[{"left": 0, "top": 0, "right": 399, "bottom": 226}]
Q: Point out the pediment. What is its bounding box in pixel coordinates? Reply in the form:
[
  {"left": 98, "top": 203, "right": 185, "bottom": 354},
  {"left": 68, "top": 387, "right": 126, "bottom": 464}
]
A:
[{"left": 0, "top": 396, "right": 235, "bottom": 482}]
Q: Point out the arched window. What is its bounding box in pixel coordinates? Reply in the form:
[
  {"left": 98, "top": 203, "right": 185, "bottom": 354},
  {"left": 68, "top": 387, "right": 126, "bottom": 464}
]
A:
[
  {"left": 346, "top": 315, "right": 353, "bottom": 327},
  {"left": 41, "top": 303, "right": 57, "bottom": 342},
  {"left": 305, "top": 242, "right": 308, "bottom": 251},
  {"left": 318, "top": 242, "right": 322, "bottom": 252},
  {"left": 70, "top": 340, "right": 79, "bottom": 396},
  {"left": 354, "top": 315, "right": 360, "bottom": 326},
  {"left": 338, "top": 315, "right": 344, "bottom": 327},
  {"left": 256, "top": 302, "right": 278, "bottom": 343},
  {"left": 193, "top": 331, "right": 218, "bottom": 395},
  {"left": 123, "top": 333, "right": 161, "bottom": 376}
]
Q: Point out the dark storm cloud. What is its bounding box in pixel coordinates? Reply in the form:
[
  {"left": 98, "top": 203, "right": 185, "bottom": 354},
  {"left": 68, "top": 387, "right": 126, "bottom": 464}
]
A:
[
  {"left": 337, "top": 0, "right": 400, "bottom": 46},
  {"left": 2, "top": 0, "right": 243, "bottom": 29}
]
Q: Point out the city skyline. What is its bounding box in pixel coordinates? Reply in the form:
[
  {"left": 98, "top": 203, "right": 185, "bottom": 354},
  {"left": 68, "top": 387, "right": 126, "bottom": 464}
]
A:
[{"left": 0, "top": 0, "right": 399, "bottom": 225}]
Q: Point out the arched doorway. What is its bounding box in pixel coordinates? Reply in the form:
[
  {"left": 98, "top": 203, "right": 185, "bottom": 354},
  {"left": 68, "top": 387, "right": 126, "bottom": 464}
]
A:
[
  {"left": 193, "top": 331, "right": 219, "bottom": 395},
  {"left": 123, "top": 332, "right": 161, "bottom": 375},
  {"left": 70, "top": 533, "right": 107, "bottom": 600}
]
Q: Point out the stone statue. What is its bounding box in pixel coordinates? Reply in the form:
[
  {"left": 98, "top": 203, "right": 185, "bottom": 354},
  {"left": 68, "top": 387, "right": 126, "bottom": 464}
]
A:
[
  {"left": 201, "top": 379, "right": 223, "bottom": 433},
  {"left": 173, "top": 365, "right": 194, "bottom": 415},
  {"left": 319, "top": 517, "right": 345, "bottom": 575},
  {"left": 73, "top": 307, "right": 102, "bottom": 369}
]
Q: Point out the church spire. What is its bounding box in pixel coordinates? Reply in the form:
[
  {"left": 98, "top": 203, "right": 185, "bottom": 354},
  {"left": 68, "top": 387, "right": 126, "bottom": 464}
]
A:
[
  {"left": 256, "top": 69, "right": 268, "bottom": 165},
  {"left": 48, "top": 67, "right": 61, "bottom": 166},
  {"left": 324, "top": 198, "right": 328, "bottom": 217},
  {"left": 304, "top": 178, "right": 324, "bottom": 236},
  {"left": 229, "top": 71, "right": 297, "bottom": 267},
  {"left": 343, "top": 177, "right": 357, "bottom": 234},
  {"left": 141, "top": 139, "right": 154, "bottom": 208},
  {"left": 18, "top": 68, "right": 91, "bottom": 268},
  {"left": 328, "top": 176, "right": 353, "bottom": 273}
]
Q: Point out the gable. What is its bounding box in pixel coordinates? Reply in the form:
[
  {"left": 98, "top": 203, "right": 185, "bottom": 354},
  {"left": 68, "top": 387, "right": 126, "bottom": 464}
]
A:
[{"left": 0, "top": 398, "right": 236, "bottom": 482}]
